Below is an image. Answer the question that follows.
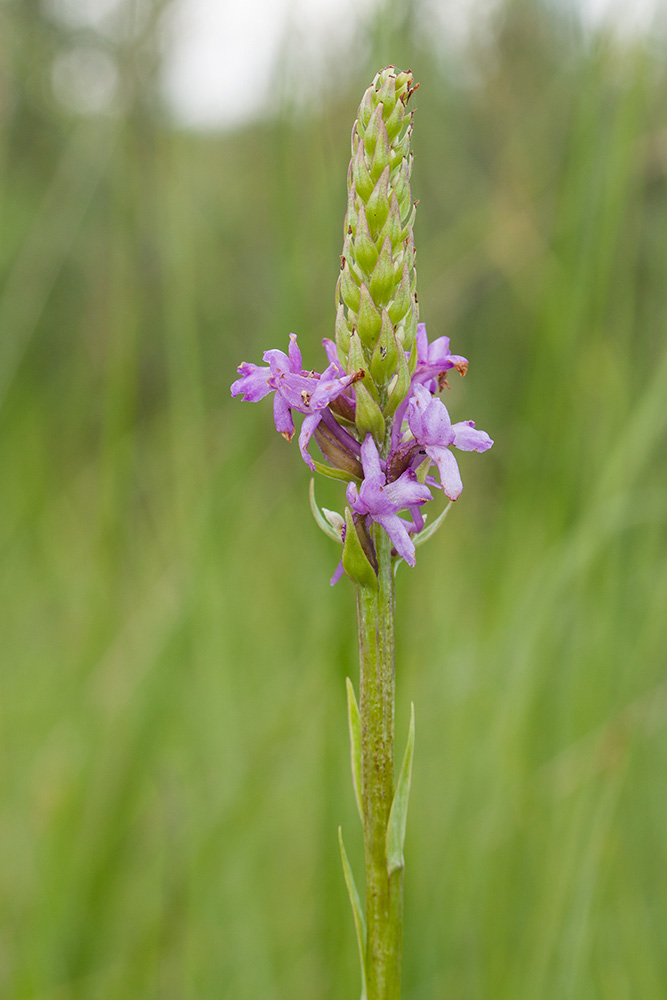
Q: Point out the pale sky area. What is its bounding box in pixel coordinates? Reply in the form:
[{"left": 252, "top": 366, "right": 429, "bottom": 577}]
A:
[{"left": 47, "top": 0, "right": 664, "bottom": 127}]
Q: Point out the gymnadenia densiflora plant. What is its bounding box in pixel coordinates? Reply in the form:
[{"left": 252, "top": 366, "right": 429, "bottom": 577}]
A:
[{"left": 231, "top": 67, "right": 493, "bottom": 1000}]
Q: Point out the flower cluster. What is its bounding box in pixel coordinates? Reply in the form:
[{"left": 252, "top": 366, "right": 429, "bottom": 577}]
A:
[
  {"left": 231, "top": 323, "right": 491, "bottom": 577},
  {"left": 230, "top": 67, "right": 493, "bottom": 586}
]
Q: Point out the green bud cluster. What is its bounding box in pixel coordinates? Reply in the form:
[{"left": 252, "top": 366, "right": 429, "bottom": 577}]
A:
[{"left": 335, "top": 67, "right": 419, "bottom": 443}]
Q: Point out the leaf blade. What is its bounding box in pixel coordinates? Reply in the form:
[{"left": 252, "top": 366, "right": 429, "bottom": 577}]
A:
[
  {"left": 308, "top": 479, "right": 342, "bottom": 542},
  {"left": 386, "top": 703, "right": 415, "bottom": 876},
  {"left": 346, "top": 678, "right": 363, "bottom": 824},
  {"left": 339, "top": 827, "right": 367, "bottom": 1000}
]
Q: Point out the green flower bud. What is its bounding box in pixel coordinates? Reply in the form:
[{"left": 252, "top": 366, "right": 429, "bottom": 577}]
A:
[
  {"left": 342, "top": 507, "right": 377, "bottom": 589},
  {"left": 358, "top": 86, "right": 373, "bottom": 129},
  {"left": 370, "top": 118, "right": 391, "bottom": 181},
  {"left": 347, "top": 332, "right": 380, "bottom": 403},
  {"left": 402, "top": 298, "right": 419, "bottom": 355},
  {"left": 369, "top": 236, "right": 394, "bottom": 307},
  {"left": 377, "top": 72, "right": 397, "bottom": 115},
  {"left": 383, "top": 193, "right": 403, "bottom": 251},
  {"left": 352, "top": 141, "right": 374, "bottom": 202},
  {"left": 365, "top": 166, "right": 390, "bottom": 240},
  {"left": 339, "top": 261, "right": 361, "bottom": 312},
  {"left": 354, "top": 381, "right": 385, "bottom": 444},
  {"left": 387, "top": 263, "right": 411, "bottom": 324},
  {"left": 363, "top": 103, "right": 383, "bottom": 160},
  {"left": 353, "top": 205, "right": 379, "bottom": 276},
  {"left": 335, "top": 303, "right": 351, "bottom": 362},
  {"left": 347, "top": 330, "right": 366, "bottom": 375},
  {"left": 384, "top": 335, "right": 411, "bottom": 418},
  {"left": 370, "top": 310, "right": 400, "bottom": 386},
  {"left": 384, "top": 97, "right": 404, "bottom": 141},
  {"left": 357, "top": 284, "right": 382, "bottom": 349}
]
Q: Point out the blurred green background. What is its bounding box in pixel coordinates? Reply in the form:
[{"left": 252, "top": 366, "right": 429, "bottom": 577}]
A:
[{"left": 2, "top": 0, "right": 667, "bottom": 996}]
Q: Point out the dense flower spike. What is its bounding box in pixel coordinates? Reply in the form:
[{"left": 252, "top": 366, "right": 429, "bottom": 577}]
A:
[
  {"left": 230, "top": 68, "right": 493, "bottom": 583},
  {"left": 335, "top": 67, "right": 420, "bottom": 435}
]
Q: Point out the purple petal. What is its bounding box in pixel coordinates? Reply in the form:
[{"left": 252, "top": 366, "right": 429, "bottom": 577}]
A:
[
  {"left": 288, "top": 332, "right": 302, "bottom": 372},
  {"left": 376, "top": 514, "right": 417, "bottom": 566},
  {"left": 409, "top": 505, "right": 425, "bottom": 533},
  {"left": 383, "top": 469, "right": 432, "bottom": 509},
  {"left": 406, "top": 390, "right": 426, "bottom": 440},
  {"left": 322, "top": 338, "right": 345, "bottom": 373},
  {"left": 330, "top": 559, "right": 345, "bottom": 586},
  {"left": 426, "top": 334, "right": 452, "bottom": 363},
  {"left": 263, "top": 347, "right": 291, "bottom": 370},
  {"left": 308, "top": 364, "right": 353, "bottom": 410},
  {"left": 273, "top": 372, "right": 320, "bottom": 411},
  {"left": 358, "top": 482, "right": 393, "bottom": 515},
  {"left": 426, "top": 445, "right": 463, "bottom": 500},
  {"left": 360, "top": 435, "right": 383, "bottom": 481},
  {"left": 451, "top": 421, "right": 494, "bottom": 453},
  {"left": 390, "top": 395, "right": 410, "bottom": 452},
  {"left": 421, "top": 399, "right": 453, "bottom": 447},
  {"left": 416, "top": 323, "right": 428, "bottom": 363},
  {"left": 298, "top": 412, "right": 321, "bottom": 469},
  {"left": 408, "top": 386, "right": 455, "bottom": 449},
  {"left": 273, "top": 393, "right": 294, "bottom": 441},
  {"left": 412, "top": 324, "right": 469, "bottom": 390},
  {"left": 346, "top": 480, "right": 361, "bottom": 511},
  {"left": 230, "top": 362, "right": 274, "bottom": 401}
]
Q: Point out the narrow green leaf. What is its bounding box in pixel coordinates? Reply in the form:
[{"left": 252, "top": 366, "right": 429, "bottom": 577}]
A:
[
  {"left": 308, "top": 480, "right": 343, "bottom": 542},
  {"left": 386, "top": 703, "right": 415, "bottom": 876},
  {"left": 414, "top": 501, "right": 453, "bottom": 547},
  {"left": 346, "top": 678, "right": 363, "bottom": 824},
  {"left": 339, "top": 827, "right": 367, "bottom": 1000}
]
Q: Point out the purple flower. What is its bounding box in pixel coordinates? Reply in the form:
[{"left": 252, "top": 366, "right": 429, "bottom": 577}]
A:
[
  {"left": 346, "top": 436, "right": 432, "bottom": 566},
  {"left": 407, "top": 384, "right": 493, "bottom": 500},
  {"left": 412, "top": 323, "right": 468, "bottom": 393},
  {"left": 389, "top": 324, "right": 470, "bottom": 452},
  {"left": 231, "top": 334, "right": 360, "bottom": 466},
  {"left": 297, "top": 363, "right": 361, "bottom": 470}
]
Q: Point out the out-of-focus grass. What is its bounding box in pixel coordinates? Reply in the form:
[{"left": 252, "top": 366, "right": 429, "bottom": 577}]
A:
[{"left": 1, "top": 1, "right": 667, "bottom": 997}]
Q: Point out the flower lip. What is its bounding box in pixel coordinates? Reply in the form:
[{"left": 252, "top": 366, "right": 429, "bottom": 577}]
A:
[
  {"left": 406, "top": 384, "right": 493, "bottom": 500},
  {"left": 412, "top": 323, "right": 469, "bottom": 392},
  {"left": 346, "top": 436, "right": 431, "bottom": 566}
]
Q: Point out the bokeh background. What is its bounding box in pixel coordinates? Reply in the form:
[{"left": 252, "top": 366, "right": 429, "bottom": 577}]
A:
[{"left": 2, "top": 0, "right": 667, "bottom": 996}]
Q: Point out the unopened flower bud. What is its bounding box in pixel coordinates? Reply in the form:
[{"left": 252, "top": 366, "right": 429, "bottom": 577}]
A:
[
  {"left": 335, "top": 66, "right": 420, "bottom": 417},
  {"left": 354, "top": 381, "right": 385, "bottom": 444},
  {"left": 370, "top": 311, "right": 399, "bottom": 386},
  {"left": 384, "top": 339, "right": 411, "bottom": 418},
  {"left": 357, "top": 284, "right": 382, "bottom": 349}
]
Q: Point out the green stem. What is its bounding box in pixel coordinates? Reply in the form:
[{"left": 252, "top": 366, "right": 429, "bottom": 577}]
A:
[{"left": 357, "top": 524, "right": 403, "bottom": 999}]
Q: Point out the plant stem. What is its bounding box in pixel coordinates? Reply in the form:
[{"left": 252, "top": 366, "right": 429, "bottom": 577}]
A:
[{"left": 357, "top": 524, "right": 403, "bottom": 999}]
